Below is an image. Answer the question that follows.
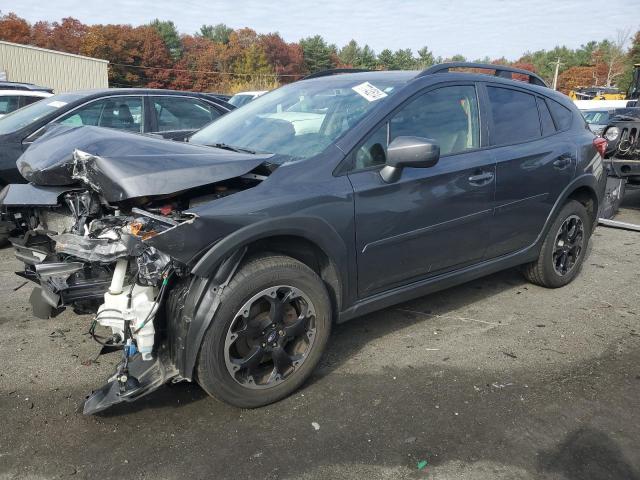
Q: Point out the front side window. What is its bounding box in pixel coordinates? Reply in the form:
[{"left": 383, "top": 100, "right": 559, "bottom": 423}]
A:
[
  {"left": 353, "top": 85, "right": 480, "bottom": 170},
  {"left": 58, "top": 96, "right": 143, "bottom": 133},
  {"left": 190, "top": 75, "right": 409, "bottom": 161},
  {"left": 153, "top": 96, "right": 220, "bottom": 132},
  {"left": 487, "top": 86, "right": 540, "bottom": 145}
]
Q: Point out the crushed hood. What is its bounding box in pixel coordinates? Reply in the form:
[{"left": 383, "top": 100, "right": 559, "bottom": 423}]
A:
[{"left": 17, "top": 125, "right": 273, "bottom": 202}]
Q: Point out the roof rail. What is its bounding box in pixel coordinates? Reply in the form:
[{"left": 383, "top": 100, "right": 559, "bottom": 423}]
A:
[
  {"left": 417, "top": 62, "right": 548, "bottom": 87},
  {"left": 303, "top": 68, "right": 370, "bottom": 80}
]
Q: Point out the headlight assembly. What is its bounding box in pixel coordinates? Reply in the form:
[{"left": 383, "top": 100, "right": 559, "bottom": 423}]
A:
[{"left": 604, "top": 126, "right": 620, "bottom": 141}]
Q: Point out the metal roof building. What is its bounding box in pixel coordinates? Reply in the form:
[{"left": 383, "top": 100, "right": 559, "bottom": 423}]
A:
[{"left": 0, "top": 41, "right": 108, "bottom": 93}]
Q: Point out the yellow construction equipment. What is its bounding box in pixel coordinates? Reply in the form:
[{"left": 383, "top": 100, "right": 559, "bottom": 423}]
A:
[{"left": 569, "top": 64, "right": 640, "bottom": 102}]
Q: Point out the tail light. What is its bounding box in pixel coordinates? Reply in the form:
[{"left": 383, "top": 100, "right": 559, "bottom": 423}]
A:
[{"left": 593, "top": 137, "right": 607, "bottom": 158}]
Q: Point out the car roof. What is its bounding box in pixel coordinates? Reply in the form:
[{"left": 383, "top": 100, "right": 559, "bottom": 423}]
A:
[
  {"left": 56, "top": 88, "right": 234, "bottom": 110},
  {"left": 301, "top": 70, "right": 418, "bottom": 84},
  {"left": 0, "top": 81, "right": 53, "bottom": 92},
  {"left": 0, "top": 90, "right": 52, "bottom": 97},
  {"left": 299, "top": 69, "right": 571, "bottom": 106},
  {"left": 69, "top": 88, "right": 220, "bottom": 96},
  {"left": 233, "top": 91, "right": 267, "bottom": 96}
]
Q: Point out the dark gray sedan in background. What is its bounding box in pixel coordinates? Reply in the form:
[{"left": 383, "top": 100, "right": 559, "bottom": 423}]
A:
[{"left": 0, "top": 88, "right": 234, "bottom": 186}]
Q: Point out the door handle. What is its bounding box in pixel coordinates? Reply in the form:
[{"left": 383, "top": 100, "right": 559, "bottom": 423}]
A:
[
  {"left": 553, "top": 155, "right": 573, "bottom": 169},
  {"left": 468, "top": 171, "right": 494, "bottom": 185}
]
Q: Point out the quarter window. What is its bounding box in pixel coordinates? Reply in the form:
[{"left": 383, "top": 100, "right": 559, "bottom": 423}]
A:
[
  {"left": 487, "top": 86, "right": 540, "bottom": 145},
  {"left": 547, "top": 99, "right": 573, "bottom": 131},
  {"left": 58, "top": 97, "right": 143, "bottom": 133},
  {"left": 153, "top": 97, "right": 220, "bottom": 132},
  {"left": 537, "top": 97, "right": 556, "bottom": 136},
  {"left": 353, "top": 85, "right": 480, "bottom": 170}
]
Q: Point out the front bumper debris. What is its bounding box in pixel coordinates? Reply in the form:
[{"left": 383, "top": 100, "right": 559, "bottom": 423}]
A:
[{"left": 84, "top": 353, "right": 178, "bottom": 415}]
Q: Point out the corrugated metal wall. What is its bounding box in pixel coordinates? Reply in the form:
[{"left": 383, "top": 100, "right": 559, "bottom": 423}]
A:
[{"left": 0, "top": 41, "right": 108, "bottom": 93}]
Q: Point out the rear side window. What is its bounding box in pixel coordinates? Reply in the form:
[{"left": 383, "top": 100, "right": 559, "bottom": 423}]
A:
[
  {"left": 547, "top": 99, "right": 573, "bottom": 131},
  {"left": 537, "top": 97, "right": 556, "bottom": 136},
  {"left": 487, "top": 86, "right": 540, "bottom": 145},
  {"left": 153, "top": 96, "right": 220, "bottom": 132},
  {"left": 0, "top": 95, "right": 20, "bottom": 114}
]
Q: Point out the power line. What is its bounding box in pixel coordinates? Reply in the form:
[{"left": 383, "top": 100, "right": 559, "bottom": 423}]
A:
[{"left": 109, "top": 62, "right": 303, "bottom": 78}]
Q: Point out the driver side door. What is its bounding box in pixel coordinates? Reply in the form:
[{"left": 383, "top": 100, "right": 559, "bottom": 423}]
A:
[{"left": 347, "top": 84, "right": 496, "bottom": 297}]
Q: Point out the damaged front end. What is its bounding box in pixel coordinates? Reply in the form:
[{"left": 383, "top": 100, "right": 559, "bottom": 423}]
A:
[
  {"left": 3, "top": 130, "right": 276, "bottom": 414},
  {"left": 9, "top": 185, "right": 193, "bottom": 413}
]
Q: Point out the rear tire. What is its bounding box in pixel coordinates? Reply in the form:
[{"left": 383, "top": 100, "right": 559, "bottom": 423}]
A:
[
  {"left": 522, "top": 200, "right": 591, "bottom": 288},
  {"left": 196, "top": 254, "right": 331, "bottom": 408}
]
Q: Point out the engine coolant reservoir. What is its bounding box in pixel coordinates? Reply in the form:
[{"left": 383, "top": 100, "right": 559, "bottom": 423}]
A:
[{"left": 97, "top": 284, "right": 158, "bottom": 360}]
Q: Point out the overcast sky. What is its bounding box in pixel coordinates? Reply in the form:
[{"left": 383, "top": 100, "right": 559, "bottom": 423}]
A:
[{"left": 4, "top": 0, "right": 638, "bottom": 59}]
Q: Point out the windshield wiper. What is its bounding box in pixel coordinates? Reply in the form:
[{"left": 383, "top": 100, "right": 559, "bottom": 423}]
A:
[{"left": 210, "top": 143, "right": 258, "bottom": 155}]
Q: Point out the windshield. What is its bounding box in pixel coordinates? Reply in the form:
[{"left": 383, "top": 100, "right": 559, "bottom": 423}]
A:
[
  {"left": 190, "top": 76, "right": 407, "bottom": 160},
  {"left": 0, "top": 93, "right": 82, "bottom": 135},
  {"left": 228, "top": 94, "right": 257, "bottom": 108},
  {"left": 582, "top": 110, "right": 610, "bottom": 125}
]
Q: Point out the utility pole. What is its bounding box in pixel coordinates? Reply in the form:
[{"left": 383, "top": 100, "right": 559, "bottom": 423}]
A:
[{"left": 552, "top": 57, "right": 562, "bottom": 90}]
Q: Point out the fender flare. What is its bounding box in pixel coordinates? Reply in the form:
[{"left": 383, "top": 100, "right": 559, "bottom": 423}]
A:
[
  {"left": 535, "top": 173, "right": 601, "bottom": 247},
  {"left": 180, "top": 217, "right": 349, "bottom": 380}
]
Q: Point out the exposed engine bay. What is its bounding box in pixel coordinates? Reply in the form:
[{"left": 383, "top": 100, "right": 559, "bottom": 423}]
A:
[{"left": 4, "top": 143, "right": 272, "bottom": 414}]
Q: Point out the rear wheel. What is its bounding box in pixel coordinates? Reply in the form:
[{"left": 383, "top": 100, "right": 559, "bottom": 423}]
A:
[
  {"left": 196, "top": 254, "right": 331, "bottom": 408},
  {"left": 522, "top": 200, "right": 591, "bottom": 288}
]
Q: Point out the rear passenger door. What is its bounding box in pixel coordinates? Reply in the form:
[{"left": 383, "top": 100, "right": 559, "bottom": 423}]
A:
[
  {"left": 484, "top": 84, "right": 576, "bottom": 258},
  {"left": 150, "top": 96, "right": 222, "bottom": 140}
]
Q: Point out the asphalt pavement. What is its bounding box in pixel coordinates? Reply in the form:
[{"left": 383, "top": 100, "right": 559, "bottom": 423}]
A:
[{"left": 1, "top": 191, "right": 639, "bottom": 479}]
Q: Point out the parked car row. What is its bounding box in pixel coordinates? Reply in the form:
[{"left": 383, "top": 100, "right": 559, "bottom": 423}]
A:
[{"left": 0, "top": 63, "right": 606, "bottom": 415}]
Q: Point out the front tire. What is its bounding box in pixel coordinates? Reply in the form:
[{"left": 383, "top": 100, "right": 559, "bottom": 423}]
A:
[
  {"left": 522, "top": 200, "right": 591, "bottom": 288},
  {"left": 196, "top": 254, "right": 332, "bottom": 408}
]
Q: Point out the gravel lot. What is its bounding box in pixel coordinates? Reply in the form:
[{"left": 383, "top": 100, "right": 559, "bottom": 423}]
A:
[{"left": 1, "top": 191, "right": 639, "bottom": 480}]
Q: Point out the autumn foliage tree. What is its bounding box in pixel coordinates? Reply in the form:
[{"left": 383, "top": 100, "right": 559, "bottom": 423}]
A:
[
  {"left": 0, "top": 11, "right": 638, "bottom": 96},
  {"left": 557, "top": 66, "right": 597, "bottom": 93},
  {"left": 0, "top": 13, "right": 30, "bottom": 44},
  {"left": 259, "top": 33, "right": 305, "bottom": 82}
]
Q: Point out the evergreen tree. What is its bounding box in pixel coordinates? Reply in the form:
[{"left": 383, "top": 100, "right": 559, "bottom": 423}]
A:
[
  {"left": 198, "top": 23, "right": 233, "bottom": 44},
  {"left": 299, "top": 35, "right": 335, "bottom": 72},
  {"left": 150, "top": 19, "right": 181, "bottom": 59}
]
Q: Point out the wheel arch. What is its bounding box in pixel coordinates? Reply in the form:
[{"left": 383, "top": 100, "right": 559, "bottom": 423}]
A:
[
  {"left": 538, "top": 174, "right": 601, "bottom": 243},
  {"left": 190, "top": 217, "right": 348, "bottom": 312},
  {"left": 176, "top": 218, "right": 349, "bottom": 381},
  {"left": 566, "top": 184, "right": 599, "bottom": 227}
]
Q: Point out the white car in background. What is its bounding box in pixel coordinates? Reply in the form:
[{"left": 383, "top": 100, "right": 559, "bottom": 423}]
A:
[
  {"left": 228, "top": 90, "right": 267, "bottom": 108},
  {"left": 0, "top": 89, "right": 53, "bottom": 118}
]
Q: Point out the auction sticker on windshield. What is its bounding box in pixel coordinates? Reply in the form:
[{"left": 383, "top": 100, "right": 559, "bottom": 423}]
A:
[{"left": 352, "top": 82, "right": 388, "bottom": 102}]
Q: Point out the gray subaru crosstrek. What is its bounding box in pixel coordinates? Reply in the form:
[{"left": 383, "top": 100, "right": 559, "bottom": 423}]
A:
[{"left": 0, "top": 63, "right": 606, "bottom": 413}]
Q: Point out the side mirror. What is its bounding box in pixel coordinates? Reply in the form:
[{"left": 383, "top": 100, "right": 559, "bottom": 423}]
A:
[{"left": 380, "top": 136, "right": 440, "bottom": 183}]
